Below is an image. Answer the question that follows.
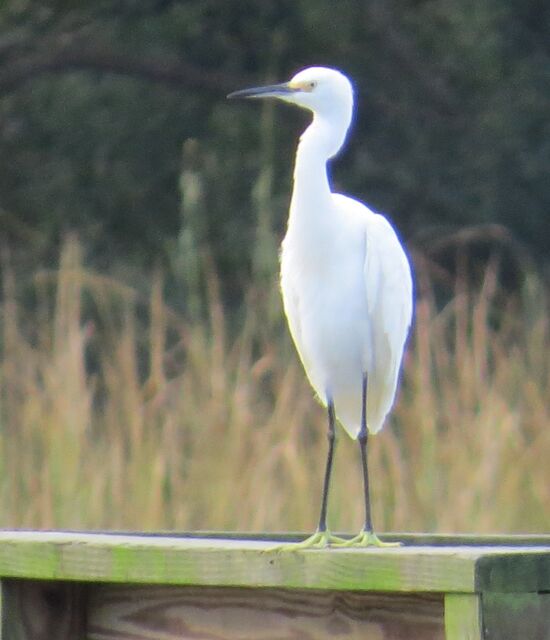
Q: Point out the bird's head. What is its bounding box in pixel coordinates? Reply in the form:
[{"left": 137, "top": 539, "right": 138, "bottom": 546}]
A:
[{"left": 228, "top": 67, "right": 354, "bottom": 121}]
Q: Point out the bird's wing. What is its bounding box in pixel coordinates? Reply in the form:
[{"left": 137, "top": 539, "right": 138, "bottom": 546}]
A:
[
  {"left": 363, "top": 212, "right": 413, "bottom": 433},
  {"left": 281, "top": 274, "right": 302, "bottom": 351}
]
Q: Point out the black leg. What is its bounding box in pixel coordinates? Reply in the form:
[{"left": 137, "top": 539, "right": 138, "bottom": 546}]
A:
[
  {"left": 317, "top": 398, "right": 336, "bottom": 533},
  {"left": 358, "top": 373, "right": 373, "bottom": 533}
]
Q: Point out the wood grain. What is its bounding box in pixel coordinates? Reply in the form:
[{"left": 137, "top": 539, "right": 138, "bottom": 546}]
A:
[
  {"left": 87, "top": 584, "right": 445, "bottom": 640},
  {"left": 1, "top": 579, "right": 86, "bottom": 640},
  {"left": 1, "top": 530, "right": 549, "bottom": 593},
  {"left": 1, "top": 532, "right": 550, "bottom": 640},
  {"left": 444, "top": 594, "right": 482, "bottom": 640}
]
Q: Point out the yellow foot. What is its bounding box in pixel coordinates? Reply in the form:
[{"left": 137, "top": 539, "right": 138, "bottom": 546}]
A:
[
  {"left": 264, "top": 530, "right": 348, "bottom": 552},
  {"left": 335, "top": 530, "right": 402, "bottom": 548}
]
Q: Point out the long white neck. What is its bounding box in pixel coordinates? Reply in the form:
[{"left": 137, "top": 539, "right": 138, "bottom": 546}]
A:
[{"left": 289, "top": 109, "right": 352, "bottom": 228}]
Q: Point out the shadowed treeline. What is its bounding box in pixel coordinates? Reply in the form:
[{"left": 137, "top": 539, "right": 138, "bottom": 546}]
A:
[{"left": 1, "top": 1, "right": 549, "bottom": 294}]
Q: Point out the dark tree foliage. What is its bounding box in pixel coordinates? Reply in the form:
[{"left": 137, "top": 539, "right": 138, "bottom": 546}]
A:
[{"left": 0, "top": 0, "right": 548, "bottom": 299}]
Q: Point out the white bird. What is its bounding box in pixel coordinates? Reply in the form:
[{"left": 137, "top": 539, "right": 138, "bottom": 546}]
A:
[{"left": 228, "top": 67, "right": 413, "bottom": 548}]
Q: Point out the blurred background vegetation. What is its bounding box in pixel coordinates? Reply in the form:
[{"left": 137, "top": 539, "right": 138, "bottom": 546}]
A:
[{"left": 0, "top": 0, "right": 548, "bottom": 533}]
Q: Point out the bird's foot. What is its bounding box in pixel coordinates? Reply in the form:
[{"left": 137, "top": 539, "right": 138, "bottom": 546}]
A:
[
  {"left": 334, "top": 529, "right": 401, "bottom": 548},
  {"left": 264, "top": 530, "right": 348, "bottom": 552}
]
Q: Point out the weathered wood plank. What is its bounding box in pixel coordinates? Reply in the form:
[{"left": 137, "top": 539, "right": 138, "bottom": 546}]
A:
[
  {"left": 0, "top": 531, "right": 548, "bottom": 594},
  {"left": 476, "top": 552, "right": 550, "bottom": 592},
  {"left": 1, "top": 578, "right": 86, "bottom": 640},
  {"left": 13, "top": 530, "right": 550, "bottom": 548},
  {"left": 444, "top": 594, "right": 482, "bottom": 640},
  {"left": 157, "top": 531, "right": 550, "bottom": 548},
  {"left": 481, "top": 593, "right": 550, "bottom": 640},
  {"left": 0, "top": 531, "right": 479, "bottom": 592},
  {"left": 87, "top": 585, "right": 445, "bottom": 640},
  {"left": 0, "top": 532, "right": 549, "bottom": 640}
]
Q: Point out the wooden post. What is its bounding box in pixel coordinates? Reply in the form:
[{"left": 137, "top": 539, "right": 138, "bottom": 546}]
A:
[
  {"left": 0, "top": 531, "right": 549, "bottom": 639},
  {"left": 444, "top": 594, "right": 482, "bottom": 640},
  {"left": 481, "top": 592, "right": 550, "bottom": 639}
]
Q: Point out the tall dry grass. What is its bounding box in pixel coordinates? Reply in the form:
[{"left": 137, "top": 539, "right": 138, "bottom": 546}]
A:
[{"left": 0, "top": 236, "right": 548, "bottom": 533}]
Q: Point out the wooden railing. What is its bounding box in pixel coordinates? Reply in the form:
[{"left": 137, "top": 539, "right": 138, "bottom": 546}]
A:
[{"left": 1, "top": 531, "right": 549, "bottom": 639}]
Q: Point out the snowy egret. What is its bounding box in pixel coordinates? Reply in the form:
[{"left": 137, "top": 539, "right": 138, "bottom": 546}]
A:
[{"left": 228, "top": 67, "right": 413, "bottom": 548}]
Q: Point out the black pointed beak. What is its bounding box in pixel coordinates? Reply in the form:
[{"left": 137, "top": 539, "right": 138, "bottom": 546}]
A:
[{"left": 227, "top": 82, "right": 297, "bottom": 100}]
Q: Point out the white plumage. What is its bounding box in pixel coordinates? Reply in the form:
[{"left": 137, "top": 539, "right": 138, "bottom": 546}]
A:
[
  {"left": 229, "top": 66, "right": 413, "bottom": 547},
  {"left": 275, "top": 67, "right": 412, "bottom": 438},
  {"left": 281, "top": 191, "right": 412, "bottom": 437}
]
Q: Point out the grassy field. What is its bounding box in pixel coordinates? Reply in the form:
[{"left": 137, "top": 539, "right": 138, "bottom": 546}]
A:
[{"left": 0, "top": 236, "right": 548, "bottom": 534}]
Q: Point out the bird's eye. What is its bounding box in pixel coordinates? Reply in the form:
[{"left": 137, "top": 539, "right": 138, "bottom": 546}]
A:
[{"left": 309, "top": 81, "right": 317, "bottom": 89}]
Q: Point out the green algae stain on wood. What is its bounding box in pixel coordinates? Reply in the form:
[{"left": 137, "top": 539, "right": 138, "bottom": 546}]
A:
[
  {"left": 476, "top": 552, "right": 550, "bottom": 592},
  {"left": 482, "top": 593, "right": 550, "bottom": 640},
  {"left": 0, "top": 540, "right": 61, "bottom": 581},
  {"left": 0, "top": 532, "right": 469, "bottom": 590},
  {"left": 444, "top": 594, "right": 481, "bottom": 640},
  {"left": 0, "top": 532, "right": 548, "bottom": 595},
  {"left": 1, "top": 532, "right": 550, "bottom": 640}
]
